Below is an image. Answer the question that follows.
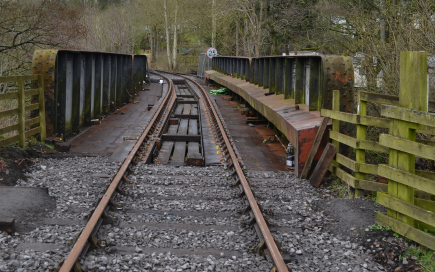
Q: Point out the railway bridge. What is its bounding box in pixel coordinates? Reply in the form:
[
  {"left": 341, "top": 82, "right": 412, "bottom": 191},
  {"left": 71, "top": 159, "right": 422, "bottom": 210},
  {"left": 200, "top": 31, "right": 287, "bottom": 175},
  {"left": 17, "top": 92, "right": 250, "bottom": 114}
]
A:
[{"left": 0, "top": 49, "right": 434, "bottom": 272}]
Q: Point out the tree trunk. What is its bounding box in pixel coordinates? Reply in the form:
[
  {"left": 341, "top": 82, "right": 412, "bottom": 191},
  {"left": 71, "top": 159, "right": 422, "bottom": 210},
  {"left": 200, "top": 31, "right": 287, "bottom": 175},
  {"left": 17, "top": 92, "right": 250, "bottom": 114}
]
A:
[
  {"left": 243, "top": 18, "right": 248, "bottom": 56},
  {"left": 380, "top": 0, "right": 386, "bottom": 43},
  {"left": 153, "top": 26, "right": 158, "bottom": 64},
  {"left": 235, "top": 19, "right": 239, "bottom": 56},
  {"left": 254, "top": 2, "right": 263, "bottom": 57},
  {"left": 172, "top": 0, "right": 179, "bottom": 70},
  {"left": 164, "top": 0, "right": 172, "bottom": 69},
  {"left": 149, "top": 26, "right": 155, "bottom": 64},
  {"left": 212, "top": 0, "right": 216, "bottom": 47}
]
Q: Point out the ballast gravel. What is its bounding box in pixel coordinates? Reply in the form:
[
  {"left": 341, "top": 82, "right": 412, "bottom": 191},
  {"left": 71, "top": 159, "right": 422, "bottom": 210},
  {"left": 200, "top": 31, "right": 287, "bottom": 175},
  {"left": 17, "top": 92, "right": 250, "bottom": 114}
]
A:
[{"left": 0, "top": 157, "right": 389, "bottom": 271}]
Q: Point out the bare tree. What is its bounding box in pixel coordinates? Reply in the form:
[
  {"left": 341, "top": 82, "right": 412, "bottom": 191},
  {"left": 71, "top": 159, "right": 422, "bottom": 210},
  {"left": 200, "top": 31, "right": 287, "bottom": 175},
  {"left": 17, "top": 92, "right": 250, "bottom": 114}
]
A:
[{"left": 0, "top": 0, "right": 86, "bottom": 75}]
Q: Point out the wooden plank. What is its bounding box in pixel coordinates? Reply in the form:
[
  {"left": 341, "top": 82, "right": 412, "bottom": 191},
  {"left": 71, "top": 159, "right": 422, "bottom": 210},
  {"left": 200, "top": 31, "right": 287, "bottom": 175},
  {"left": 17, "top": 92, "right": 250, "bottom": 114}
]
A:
[
  {"left": 0, "top": 76, "right": 18, "bottom": 83},
  {"left": 417, "top": 127, "right": 435, "bottom": 135},
  {"left": 415, "top": 198, "right": 435, "bottom": 213},
  {"left": 321, "top": 109, "right": 389, "bottom": 128},
  {"left": 310, "top": 143, "right": 337, "bottom": 187},
  {"left": 0, "top": 134, "right": 18, "bottom": 147},
  {"left": 359, "top": 139, "right": 389, "bottom": 153},
  {"left": 376, "top": 212, "right": 435, "bottom": 251},
  {"left": 300, "top": 117, "right": 330, "bottom": 179},
  {"left": 155, "top": 141, "right": 174, "bottom": 165},
  {"left": 17, "top": 77, "right": 25, "bottom": 148},
  {"left": 360, "top": 116, "right": 390, "bottom": 128},
  {"left": 321, "top": 109, "right": 357, "bottom": 124},
  {"left": 359, "top": 163, "right": 378, "bottom": 175},
  {"left": 174, "top": 105, "right": 183, "bottom": 115},
  {"left": 378, "top": 164, "right": 435, "bottom": 196},
  {"left": 329, "top": 131, "right": 389, "bottom": 153},
  {"left": 0, "top": 92, "right": 18, "bottom": 101},
  {"left": 0, "top": 124, "right": 18, "bottom": 135},
  {"left": 162, "top": 134, "right": 201, "bottom": 142},
  {"left": 188, "top": 119, "right": 198, "bottom": 135},
  {"left": 25, "top": 103, "right": 39, "bottom": 112},
  {"left": 177, "top": 100, "right": 198, "bottom": 105},
  {"left": 177, "top": 94, "right": 194, "bottom": 98},
  {"left": 329, "top": 131, "right": 356, "bottom": 148},
  {"left": 416, "top": 138, "right": 435, "bottom": 147},
  {"left": 188, "top": 142, "right": 200, "bottom": 154},
  {"left": 26, "top": 117, "right": 40, "bottom": 127},
  {"left": 359, "top": 90, "right": 400, "bottom": 106},
  {"left": 331, "top": 165, "right": 357, "bottom": 188},
  {"left": 328, "top": 164, "right": 387, "bottom": 192},
  {"left": 386, "top": 51, "right": 428, "bottom": 225},
  {"left": 191, "top": 106, "right": 198, "bottom": 116},
  {"left": 330, "top": 90, "right": 340, "bottom": 171},
  {"left": 177, "top": 119, "right": 189, "bottom": 135},
  {"left": 0, "top": 218, "right": 15, "bottom": 233},
  {"left": 358, "top": 179, "right": 387, "bottom": 192},
  {"left": 25, "top": 89, "right": 39, "bottom": 97},
  {"left": 25, "top": 127, "right": 40, "bottom": 137},
  {"left": 335, "top": 153, "right": 358, "bottom": 172},
  {"left": 173, "top": 114, "right": 199, "bottom": 119},
  {"left": 0, "top": 108, "right": 19, "bottom": 119},
  {"left": 167, "top": 124, "right": 179, "bottom": 134},
  {"left": 381, "top": 104, "right": 435, "bottom": 128},
  {"left": 170, "top": 142, "right": 186, "bottom": 165},
  {"left": 415, "top": 169, "right": 435, "bottom": 181},
  {"left": 355, "top": 92, "right": 367, "bottom": 197},
  {"left": 380, "top": 134, "right": 435, "bottom": 160},
  {"left": 377, "top": 192, "right": 435, "bottom": 228},
  {"left": 182, "top": 104, "right": 192, "bottom": 115},
  {"left": 20, "top": 75, "right": 39, "bottom": 82}
]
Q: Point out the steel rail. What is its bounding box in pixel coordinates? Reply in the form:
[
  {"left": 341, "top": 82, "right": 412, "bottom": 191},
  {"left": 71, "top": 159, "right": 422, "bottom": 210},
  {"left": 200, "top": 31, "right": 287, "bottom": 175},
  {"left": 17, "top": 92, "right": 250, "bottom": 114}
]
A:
[
  {"left": 179, "top": 74, "right": 290, "bottom": 272},
  {"left": 60, "top": 72, "right": 175, "bottom": 272}
]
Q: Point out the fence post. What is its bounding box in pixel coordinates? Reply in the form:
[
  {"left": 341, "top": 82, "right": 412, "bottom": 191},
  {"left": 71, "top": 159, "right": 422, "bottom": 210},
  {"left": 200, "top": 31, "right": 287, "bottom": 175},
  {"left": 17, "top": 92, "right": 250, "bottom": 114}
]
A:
[
  {"left": 332, "top": 90, "right": 340, "bottom": 150},
  {"left": 38, "top": 75, "right": 46, "bottom": 142},
  {"left": 17, "top": 77, "right": 25, "bottom": 148},
  {"left": 330, "top": 90, "right": 340, "bottom": 172},
  {"left": 354, "top": 91, "right": 366, "bottom": 197},
  {"left": 386, "top": 51, "right": 428, "bottom": 225}
]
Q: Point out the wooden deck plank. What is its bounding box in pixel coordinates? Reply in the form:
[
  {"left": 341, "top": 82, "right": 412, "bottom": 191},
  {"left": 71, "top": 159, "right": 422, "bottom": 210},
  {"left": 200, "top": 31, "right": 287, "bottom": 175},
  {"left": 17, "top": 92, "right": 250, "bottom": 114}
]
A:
[
  {"left": 188, "top": 119, "right": 198, "bottom": 135},
  {"left": 174, "top": 105, "right": 183, "bottom": 115},
  {"left": 188, "top": 142, "right": 200, "bottom": 154},
  {"left": 168, "top": 124, "right": 179, "bottom": 134},
  {"left": 182, "top": 104, "right": 192, "bottom": 115},
  {"left": 191, "top": 106, "right": 198, "bottom": 116},
  {"left": 155, "top": 141, "right": 174, "bottom": 165},
  {"left": 170, "top": 141, "right": 186, "bottom": 165},
  {"left": 178, "top": 119, "right": 189, "bottom": 135}
]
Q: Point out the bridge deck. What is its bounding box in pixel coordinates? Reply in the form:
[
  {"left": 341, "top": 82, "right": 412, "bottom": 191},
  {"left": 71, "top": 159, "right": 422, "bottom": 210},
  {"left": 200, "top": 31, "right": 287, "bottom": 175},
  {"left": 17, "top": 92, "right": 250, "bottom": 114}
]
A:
[
  {"left": 205, "top": 70, "right": 330, "bottom": 176},
  {"left": 70, "top": 83, "right": 164, "bottom": 161}
]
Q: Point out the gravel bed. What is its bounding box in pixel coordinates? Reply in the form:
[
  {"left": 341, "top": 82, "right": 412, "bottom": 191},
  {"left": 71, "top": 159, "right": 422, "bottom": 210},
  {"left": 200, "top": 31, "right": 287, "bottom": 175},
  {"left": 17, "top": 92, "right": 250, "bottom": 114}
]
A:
[
  {"left": 248, "top": 171, "right": 385, "bottom": 272},
  {"left": 80, "top": 251, "right": 271, "bottom": 272},
  {"left": 119, "top": 213, "right": 240, "bottom": 227},
  {"left": 0, "top": 156, "right": 117, "bottom": 272},
  {"left": 0, "top": 154, "right": 390, "bottom": 272},
  {"left": 81, "top": 164, "right": 275, "bottom": 271},
  {"left": 97, "top": 225, "right": 258, "bottom": 251}
]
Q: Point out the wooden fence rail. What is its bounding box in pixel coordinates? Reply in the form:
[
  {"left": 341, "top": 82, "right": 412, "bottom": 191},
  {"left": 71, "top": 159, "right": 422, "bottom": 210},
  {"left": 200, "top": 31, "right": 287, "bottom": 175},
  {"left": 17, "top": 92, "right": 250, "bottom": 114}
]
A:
[
  {"left": 0, "top": 74, "right": 45, "bottom": 148},
  {"left": 321, "top": 51, "right": 435, "bottom": 250}
]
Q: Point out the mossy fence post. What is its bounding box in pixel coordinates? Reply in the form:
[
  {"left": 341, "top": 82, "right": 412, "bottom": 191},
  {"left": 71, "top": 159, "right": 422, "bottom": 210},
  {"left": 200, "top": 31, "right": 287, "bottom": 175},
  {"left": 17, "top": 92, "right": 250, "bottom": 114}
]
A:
[{"left": 387, "top": 51, "right": 427, "bottom": 225}]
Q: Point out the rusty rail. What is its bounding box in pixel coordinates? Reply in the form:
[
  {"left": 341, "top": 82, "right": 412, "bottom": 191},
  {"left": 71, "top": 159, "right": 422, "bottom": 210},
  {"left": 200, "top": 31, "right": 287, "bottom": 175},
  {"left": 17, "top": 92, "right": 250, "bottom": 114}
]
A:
[
  {"left": 59, "top": 72, "right": 175, "bottom": 272},
  {"left": 178, "top": 73, "right": 290, "bottom": 272}
]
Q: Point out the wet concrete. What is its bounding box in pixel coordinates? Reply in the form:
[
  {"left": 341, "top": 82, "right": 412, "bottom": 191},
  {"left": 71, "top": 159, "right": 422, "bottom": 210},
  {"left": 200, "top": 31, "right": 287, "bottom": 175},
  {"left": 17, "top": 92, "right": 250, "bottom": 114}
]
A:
[
  {"left": 70, "top": 83, "right": 163, "bottom": 156},
  {"left": 0, "top": 186, "right": 56, "bottom": 232}
]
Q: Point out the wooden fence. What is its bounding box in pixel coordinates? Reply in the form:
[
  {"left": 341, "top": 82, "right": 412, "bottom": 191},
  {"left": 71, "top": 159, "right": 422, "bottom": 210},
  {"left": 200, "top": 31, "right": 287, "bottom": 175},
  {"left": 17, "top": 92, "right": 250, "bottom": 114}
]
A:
[
  {"left": 0, "top": 75, "right": 46, "bottom": 148},
  {"left": 321, "top": 51, "right": 435, "bottom": 250}
]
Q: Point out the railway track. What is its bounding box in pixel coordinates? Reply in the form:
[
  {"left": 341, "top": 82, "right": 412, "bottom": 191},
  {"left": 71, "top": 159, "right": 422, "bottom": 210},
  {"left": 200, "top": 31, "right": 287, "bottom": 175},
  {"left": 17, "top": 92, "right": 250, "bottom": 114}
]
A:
[{"left": 56, "top": 71, "right": 292, "bottom": 272}]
